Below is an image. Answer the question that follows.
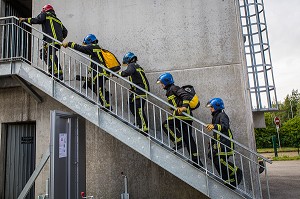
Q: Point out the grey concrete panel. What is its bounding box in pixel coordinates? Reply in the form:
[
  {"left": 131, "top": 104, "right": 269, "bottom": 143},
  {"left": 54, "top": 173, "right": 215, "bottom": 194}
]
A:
[
  {"left": 252, "top": 112, "right": 266, "bottom": 128},
  {"left": 34, "top": 0, "right": 242, "bottom": 72}
]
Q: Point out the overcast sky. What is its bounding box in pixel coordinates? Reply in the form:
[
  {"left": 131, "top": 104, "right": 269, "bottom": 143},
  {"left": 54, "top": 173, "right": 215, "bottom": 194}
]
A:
[{"left": 264, "top": 0, "right": 300, "bottom": 102}]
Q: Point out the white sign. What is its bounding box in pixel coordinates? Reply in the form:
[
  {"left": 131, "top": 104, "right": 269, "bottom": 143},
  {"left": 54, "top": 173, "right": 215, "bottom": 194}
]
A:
[{"left": 59, "top": 133, "right": 67, "bottom": 158}]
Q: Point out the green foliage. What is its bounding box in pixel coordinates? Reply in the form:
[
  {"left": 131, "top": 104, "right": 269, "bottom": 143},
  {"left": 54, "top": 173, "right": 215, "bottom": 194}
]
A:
[
  {"left": 255, "top": 90, "right": 300, "bottom": 148},
  {"left": 280, "top": 116, "right": 300, "bottom": 147},
  {"left": 255, "top": 112, "right": 278, "bottom": 148}
]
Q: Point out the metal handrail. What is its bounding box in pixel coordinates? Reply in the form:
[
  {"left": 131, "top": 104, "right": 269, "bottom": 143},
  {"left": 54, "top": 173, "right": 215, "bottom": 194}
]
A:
[{"left": 0, "top": 16, "right": 271, "bottom": 198}]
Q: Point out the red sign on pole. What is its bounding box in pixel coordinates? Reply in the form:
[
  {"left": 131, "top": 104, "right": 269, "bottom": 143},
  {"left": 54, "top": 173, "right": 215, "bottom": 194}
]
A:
[{"left": 274, "top": 117, "right": 280, "bottom": 126}]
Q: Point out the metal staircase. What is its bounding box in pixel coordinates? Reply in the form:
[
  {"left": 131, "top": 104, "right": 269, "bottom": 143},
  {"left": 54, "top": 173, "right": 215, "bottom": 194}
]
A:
[{"left": 0, "top": 16, "right": 271, "bottom": 199}]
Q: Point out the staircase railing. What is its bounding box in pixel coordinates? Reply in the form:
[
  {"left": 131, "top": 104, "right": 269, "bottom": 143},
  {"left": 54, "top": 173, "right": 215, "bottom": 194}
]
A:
[{"left": 0, "top": 16, "right": 271, "bottom": 198}]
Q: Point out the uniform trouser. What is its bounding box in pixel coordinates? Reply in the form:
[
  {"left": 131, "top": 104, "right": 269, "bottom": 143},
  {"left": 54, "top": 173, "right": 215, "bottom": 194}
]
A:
[
  {"left": 162, "top": 118, "right": 202, "bottom": 165},
  {"left": 41, "top": 43, "right": 63, "bottom": 80},
  {"left": 129, "top": 94, "right": 148, "bottom": 132},
  {"left": 92, "top": 75, "right": 111, "bottom": 109},
  {"left": 212, "top": 154, "right": 242, "bottom": 187}
]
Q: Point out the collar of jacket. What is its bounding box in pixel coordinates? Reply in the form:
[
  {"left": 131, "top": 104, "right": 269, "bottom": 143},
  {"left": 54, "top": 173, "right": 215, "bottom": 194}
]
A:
[
  {"left": 164, "top": 83, "right": 174, "bottom": 91},
  {"left": 46, "top": 11, "right": 56, "bottom": 17},
  {"left": 212, "top": 109, "right": 222, "bottom": 116}
]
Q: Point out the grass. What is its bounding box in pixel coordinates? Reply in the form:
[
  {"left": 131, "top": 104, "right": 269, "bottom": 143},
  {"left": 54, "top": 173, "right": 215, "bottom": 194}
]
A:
[
  {"left": 258, "top": 147, "right": 300, "bottom": 161},
  {"left": 273, "top": 156, "right": 300, "bottom": 161},
  {"left": 257, "top": 147, "right": 299, "bottom": 153}
]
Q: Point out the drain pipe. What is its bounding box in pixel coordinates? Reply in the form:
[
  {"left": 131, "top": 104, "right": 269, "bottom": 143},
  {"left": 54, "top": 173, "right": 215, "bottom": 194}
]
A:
[
  {"left": 45, "top": 178, "right": 49, "bottom": 198},
  {"left": 121, "top": 172, "right": 129, "bottom": 199}
]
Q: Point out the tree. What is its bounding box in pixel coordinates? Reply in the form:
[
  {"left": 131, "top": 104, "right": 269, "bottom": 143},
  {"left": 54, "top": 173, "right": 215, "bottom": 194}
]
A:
[
  {"left": 255, "top": 90, "right": 300, "bottom": 148},
  {"left": 284, "top": 89, "right": 300, "bottom": 119},
  {"left": 280, "top": 116, "right": 300, "bottom": 147},
  {"left": 255, "top": 112, "right": 277, "bottom": 148}
]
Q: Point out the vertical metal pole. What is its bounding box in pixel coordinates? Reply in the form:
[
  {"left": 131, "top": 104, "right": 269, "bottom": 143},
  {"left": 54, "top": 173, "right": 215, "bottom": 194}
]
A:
[
  {"left": 45, "top": 178, "right": 49, "bottom": 198},
  {"left": 276, "top": 125, "right": 281, "bottom": 149}
]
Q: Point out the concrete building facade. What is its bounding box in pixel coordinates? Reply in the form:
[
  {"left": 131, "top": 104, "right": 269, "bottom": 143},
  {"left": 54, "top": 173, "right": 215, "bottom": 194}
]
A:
[{"left": 0, "top": 0, "right": 258, "bottom": 198}]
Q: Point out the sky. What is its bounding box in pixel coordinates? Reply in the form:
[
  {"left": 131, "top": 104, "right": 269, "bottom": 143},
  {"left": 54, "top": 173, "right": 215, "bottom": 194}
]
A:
[{"left": 263, "top": 0, "right": 300, "bottom": 102}]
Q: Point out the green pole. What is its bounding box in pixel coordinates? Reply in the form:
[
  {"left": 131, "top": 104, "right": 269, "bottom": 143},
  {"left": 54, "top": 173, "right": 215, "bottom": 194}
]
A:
[{"left": 272, "top": 135, "right": 278, "bottom": 157}]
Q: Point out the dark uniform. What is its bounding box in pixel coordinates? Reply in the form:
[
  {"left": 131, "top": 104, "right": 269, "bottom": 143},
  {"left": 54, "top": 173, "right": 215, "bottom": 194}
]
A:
[
  {"left": 24, "top": 11, "right": 68, "bottom": 79},
  {"left": 162, "top": 84, "right": 202, "bottom": 166},
  {"left": 66, "top": 42, "right": 111, "bottom": 109},
  {"left": 209, "top": 109, "right": 242, "bottom": 188},
  {"left": 119, "top": 63, "right": 149, "bottom": 132}
]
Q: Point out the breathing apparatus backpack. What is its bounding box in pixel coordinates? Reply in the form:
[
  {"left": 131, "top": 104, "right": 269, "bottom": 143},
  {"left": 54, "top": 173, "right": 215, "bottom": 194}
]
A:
[
  {"left": 182, "top": 85, "right": 200, "bottom": 110},
  {"left": 100, "top": 49, "right": 121, "bottom": 72}
]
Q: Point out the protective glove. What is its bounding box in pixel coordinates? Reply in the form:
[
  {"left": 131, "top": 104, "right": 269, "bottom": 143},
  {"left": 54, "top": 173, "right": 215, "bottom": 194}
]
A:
[
  {"left": 206, "top": 124, "right": 214, "bottom": 131},
  {"left": 19, "top": 18, "right": 25, "bottom": 23},
  {"left": 177, "top": 107, "right": 187, "bottom": 115},
  {"left": 62, "top": 42, "right": 68, "bottom": 48}
]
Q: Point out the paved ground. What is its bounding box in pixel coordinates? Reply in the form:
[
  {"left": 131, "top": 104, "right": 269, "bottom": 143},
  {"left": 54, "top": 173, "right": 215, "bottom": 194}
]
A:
[{"left": 261, "top": 160, "right": 300, "bottom": 199}]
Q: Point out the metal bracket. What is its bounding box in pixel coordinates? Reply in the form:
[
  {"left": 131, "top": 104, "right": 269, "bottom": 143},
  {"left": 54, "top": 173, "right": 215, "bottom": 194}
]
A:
[{"left": 17, "top": 148, "right": 50, "bottom": 199}]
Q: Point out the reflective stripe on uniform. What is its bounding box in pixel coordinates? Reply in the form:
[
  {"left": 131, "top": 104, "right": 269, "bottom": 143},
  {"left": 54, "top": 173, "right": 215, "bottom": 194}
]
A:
[
  {"left": 163, "top": 123, "right": 182, "bottom": 143},
  {"left": 136, "top": 68, "right": 149, "bottom": 92},
  {"left": 217, "top": 124, "right": 222, "bottom": 131},
  {"left": 49, "top": 55, "right": 62, "bottom": 74},
  {"left": 217, "top": 151, "right": 234, "bottom": 156},
  {"left": 131, "top": 94, "right": 147, "bottom": 102},
  {"left": 98, "top": 87, "right": 110, "bottom": 108},
  {"left": 167, "top": 95, "right": 177, "bottom": 107},
  {"left": 220, "top": 158, "right": 238, "bottom": 178},
  {"left": 168, "top": 115, "right": 193, "bottom": 121},
  {"left": 92, "top": 48, "right": 107, "bottom": 78},
  {"left": 138, "top": 108, "right": 148, "bottom": 131},
  {"left": 183, "top": 100, "right": 189, "bottom": 105},
  {"left": 92, "top": 48, "right": 104, "bottom": 63},
  {"left": 46, "top": 16, "right": 58, "bottom": 40},
  {"left": 92, "top": 73, "right": 108, "bottom": 83}
]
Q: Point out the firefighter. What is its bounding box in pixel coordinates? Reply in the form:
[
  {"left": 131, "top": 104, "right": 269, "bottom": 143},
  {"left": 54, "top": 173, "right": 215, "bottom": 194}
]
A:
[
  {"left": 117, "top": 52, "right": 149, "bottom": 133},
  {"left": 62, "top": 34, "right": 111, "bottom": 110},
  {"left": 157, "top": 73, "right": 203, "bottom": 167},
  {"left": 206, "top": 98, "right": 243, "bottom": 188},
  {"left": 19, "top": 4, "right": 68, "bottom": 80}
]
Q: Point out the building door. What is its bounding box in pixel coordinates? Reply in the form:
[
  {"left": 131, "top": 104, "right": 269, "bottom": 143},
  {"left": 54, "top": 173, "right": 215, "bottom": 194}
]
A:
[
  {"left": 4, "top": 122, "right": 36, "bottom": 199},
  {"left": 50, "top": 111, "right": 86, "bottom": 199}
]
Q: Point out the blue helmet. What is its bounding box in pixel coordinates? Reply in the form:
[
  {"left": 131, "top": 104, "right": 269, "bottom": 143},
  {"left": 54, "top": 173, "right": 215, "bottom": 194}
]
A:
[
  {"left": 157, "top": 72, "right": 174, "bottom": 86},
  {"left": 123, "top": 52, "right": 137, "bottom": 64},
  {"left": 83, "top": 34, "right": 98, "bottom": 44},
  {"left": 206, "top": 98, "right": 225, "bottom": 111}
]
